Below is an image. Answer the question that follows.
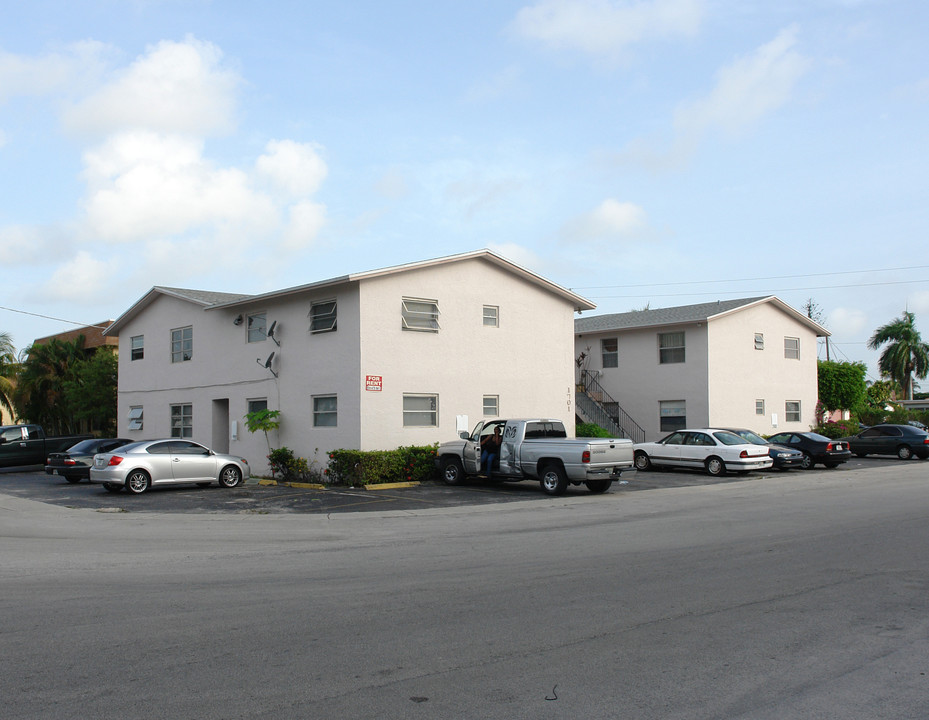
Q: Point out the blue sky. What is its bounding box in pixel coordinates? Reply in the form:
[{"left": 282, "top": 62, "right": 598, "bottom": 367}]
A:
[{"left": 1, "top": 0, "right": 927, "bottom": 381}]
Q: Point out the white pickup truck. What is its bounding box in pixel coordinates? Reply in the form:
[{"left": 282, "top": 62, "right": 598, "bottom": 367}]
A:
[{"left": 436, "top": 418, "right": 635, "bottom": 495}]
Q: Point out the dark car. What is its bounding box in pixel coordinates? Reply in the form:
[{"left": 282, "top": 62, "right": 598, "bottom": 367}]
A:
[
  {"left": 766, "top": 431, "right": 853, "bottom": 469},
  {"left": 838, "top": 424, "right": 929, "bottom": 460},
  {"left": 45, "top": 438, "right": 132, "bottom": 483},
  {"left": 723, "top": 428, "right": 805, "bottom": 470}
]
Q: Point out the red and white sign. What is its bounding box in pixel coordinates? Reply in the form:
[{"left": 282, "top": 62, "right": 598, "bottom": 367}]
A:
[{"left": 365, "top": 375, "right": 383, "bottom": 392}]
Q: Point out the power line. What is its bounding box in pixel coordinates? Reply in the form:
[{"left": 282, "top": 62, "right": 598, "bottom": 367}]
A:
[{"left": 0, "top": 305, "right": 110, "bottom": 330}]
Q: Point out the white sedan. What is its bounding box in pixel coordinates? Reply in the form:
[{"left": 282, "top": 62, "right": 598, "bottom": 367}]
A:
[{"left": 633, "top": 429, "right": 773, "bottom": 476}]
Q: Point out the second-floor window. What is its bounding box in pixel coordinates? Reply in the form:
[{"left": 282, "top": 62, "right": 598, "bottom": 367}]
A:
[
  {"left": 247, "top": 313, "right": 267, "bottom": 343},
  {"left": 784, "top": 337, "right": 800, "bottom": 359},
  {"left": 402, "top": 298, "right": 440, "bottom": 332},
  {"left": 171, "top": 327, "right": 193, "bottom": 363},
  {"left": 754, "top": 333, "right": 764, "bottom": 350},
  {"left": 483, "top": 395, "right": 499, "bottom": 416},
  {"left": 130, "top": 335, "right": 144, "bottom": 361},
  {"left": 483, "top": 305, "right": 499, "bottom": 327},
  {"left": 601, "top": 338, "right": 618, "bottom": 368},
  {"left": 310, "top": 300, "right": 337, "bottom": 333},
  {"left": 658, "top": 332, "right": 685, "bottom": 364}
]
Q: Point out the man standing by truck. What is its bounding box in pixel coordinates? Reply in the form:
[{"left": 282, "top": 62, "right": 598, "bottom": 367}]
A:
[{"left": 480, "top": 425, "right": 502, "bottom": 476}]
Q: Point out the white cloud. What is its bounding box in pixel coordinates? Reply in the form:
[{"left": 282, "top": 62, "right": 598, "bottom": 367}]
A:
[
  {"left": 0, "top": 41, "right": 110, "bottom": 104},
  {"left": 674, "top": 25, "right": 810, "bottom": 141},
  {"left": 80, "top": 131, "right": 278, "bottom": 243},
  {"left": 486, "top": 242, "right": 543, "bottom": 271},
  {"left": 63, "top": 37, "right": 239, "bottom": 137},
  {"left": 828, "top": 306, "right": 868, "bottom": 339},
  {"left": 513, "top": 0, "right": 703, "bottom": 58},
  {"left": 255, "top": 139, "right": 328, "bottom": 197},
  {"left": 41, "top": 251, "right": 116, "bottom": 302},
  {"left": 562, "top": 199, "right": 649, "bottom": 243},
  {"left": 282, "top": 201, "right": 327, "bottom": 251}
]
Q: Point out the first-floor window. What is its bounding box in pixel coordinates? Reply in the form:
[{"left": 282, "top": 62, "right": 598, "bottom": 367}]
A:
[
  {"left": 483, "top": 395, "right": 499, "bottom": 416},
  {"left": 755, "top": 399, "right": 765, "bottom": 416},
  {"left": 313, "top": 395, "right": 338, "bottom": 427},
  {"left": 403, "top": 394, "right": 438, "bottom": 426},
  {"left": 785, "top": 401, "right": 801, "bottom": 423},
  {"left": 171, "top": 404, "right": 193, "bottom": 438},
  {"left": 659, "top": 400, "right": 686, "bottom": 432},
  {"left": 128, "top": 406, "right": 143, "bottom": 431},
  {"left": 247, "top": 398, "right": 268, "bottom": 415},
  {"left": 483, "top": 305, "right": 499, "bottom": 327}
]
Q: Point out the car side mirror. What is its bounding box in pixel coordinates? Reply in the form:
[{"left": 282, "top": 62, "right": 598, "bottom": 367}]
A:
[{"left": 459, "top": 431, "right": 470, "bottom": 440}]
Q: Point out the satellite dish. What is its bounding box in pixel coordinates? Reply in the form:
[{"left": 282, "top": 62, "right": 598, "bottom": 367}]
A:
[
  {"left": 256, "top": 351, "right": 278, "bottom": 377},
  {"left": 267, "top": 320, "right": 280, "bottom": 346}
]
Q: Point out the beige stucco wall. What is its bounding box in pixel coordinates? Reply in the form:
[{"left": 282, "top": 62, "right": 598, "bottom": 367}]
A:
[
  {"left": 576, "top": 324, "right": 710, "bottom": 441},
  {"left": 357, "top": 257, "right": 578, "bottom": 450},
  {"left": 706, "top": 304, "right": 820, "bottom": 433}
]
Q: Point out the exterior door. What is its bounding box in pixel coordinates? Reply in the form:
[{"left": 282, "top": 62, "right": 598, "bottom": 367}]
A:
[{"left": 462, "top": 422, "right": 484, "bottom": 474}]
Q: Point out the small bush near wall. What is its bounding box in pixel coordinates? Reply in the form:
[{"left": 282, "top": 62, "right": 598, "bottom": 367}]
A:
[
  {"left": 326, "top": 444, "right": 438, "bottom": 486},
  {"left": 813, "top": 420, "right": 861, "bottom": 439},
  {"left": 576, "top": 422, "right": 612, "bottom": 438}
]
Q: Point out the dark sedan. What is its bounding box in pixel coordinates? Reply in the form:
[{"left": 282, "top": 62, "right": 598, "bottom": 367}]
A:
[
  {"left": 838, "top": 424, "right": 929, "bottom": 460},
  {"left": 45, "top": 438, "right": 132, "bottom": 483},
  {"left": 766, "top": 431, "right": 853, "bottom": 469},
  {"left": 724, "top": 428, "right": 804, "bottom": 470}
]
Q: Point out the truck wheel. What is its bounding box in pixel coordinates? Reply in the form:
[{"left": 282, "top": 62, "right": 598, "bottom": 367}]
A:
[
  {"left": 539, "top": 464, "right": 568, "bottom": 496},
  {"left": 441, "top": 457, "right": 466, "bottom": 486},
  {"left": 585, "top": 479, "right": 612, "bottom": 494}
]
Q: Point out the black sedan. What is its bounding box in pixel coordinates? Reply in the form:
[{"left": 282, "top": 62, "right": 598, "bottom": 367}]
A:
[
  {"left": 45, "top": 438, "right": 132, "bottom": 483},
  {"left": 767, "top": 431, "right": 852, "bottom": 469},
  {"left": 838, "top": 424, "right": 929, "bottom": 460},
  {"left": 724, "top": 428, "right": 805, "bottom": 470}
]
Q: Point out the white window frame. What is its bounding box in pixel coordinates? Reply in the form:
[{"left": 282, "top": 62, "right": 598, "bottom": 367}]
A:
[
  {"left": 130, "top": 335, "right": 144, "bottom": 361},
  {"left": 784, "top": 337, "right": 800, "bottom": 359},
  {"left": 785, "top": 401, "right": 801, "bottom": 423},
  {"left": 755, "top": 399, "right": 765, "bottom": 416},
  {"left": 402, "top": 298, "right": 440, "bottom": 332},
  {"left": 309, "top": 300, "right": 337, "bottom": 333},
  {"left": 483, "top": 305, "right": 499, "bottom": 328},
  {"left": 754, "top": 333, "right": 764, "bottom": 350},
  {"left": 601, "top": 338, "right": 618, "bottom": 368},
  {"left": 247, "top": 398, "right": 268, "bottom": 415},
  {"left": 658, "top": 332, "right": 685, "bottom": 364},
  {"left": 247, "top": 312, "right": 267, "bottom": 343},
  {"left": 128, "top": 406, "right": 143, "bottom": 431},
  {"left": 403, "top": 394, "right": 438, "bottom": 426},
  {"left": 483, "top": 395, "right": 499, "bottom": 416},
  {"left": 313, "top": 395, "right": 338, "bottom": 427},
  {"left": 659, "top": 400, "right": 686, "bottom": 432},
  {"left": 171, "top": 327, "right": 193, "bottom": 363},
  {"left": 170, "top": 403, "right": 193, "bottom": 438}
]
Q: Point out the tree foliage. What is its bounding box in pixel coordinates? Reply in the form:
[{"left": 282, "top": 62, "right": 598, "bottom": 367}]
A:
[
  {"left": 817, "top": 360, "right": 866, "bottom": 412},
  {"left": 0, "top": 331, "right": 17, "bottom": 419},
  {"left": 63, "top": 349, "right": 118, "bottom": 435},
  {"left": 867, "top": 311, "right": 929, "bottom": 401}
]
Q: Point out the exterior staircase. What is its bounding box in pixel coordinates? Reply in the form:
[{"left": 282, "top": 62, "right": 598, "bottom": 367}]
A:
[{"left": 575, "top": 370, "right": 646, "bottom": 444}]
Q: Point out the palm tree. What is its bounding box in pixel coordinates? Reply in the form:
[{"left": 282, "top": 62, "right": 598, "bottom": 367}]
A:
[
  {"left": 867, "top": 311, "right": 929, "bottom": 401},
  {"left": 0, "top": 331, "right": 17, "bottom": 420},
  {"left": 13, "top": 336, "right": 86, "bottom": 434}
]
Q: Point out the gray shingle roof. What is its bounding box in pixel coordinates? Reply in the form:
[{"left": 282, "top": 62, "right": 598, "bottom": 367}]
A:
[
  {"left": 575, "top": 297, "right": 771, "bottom": 333},
  {"left": 155, "top": 287, "right": 255, "bottom": 306}
]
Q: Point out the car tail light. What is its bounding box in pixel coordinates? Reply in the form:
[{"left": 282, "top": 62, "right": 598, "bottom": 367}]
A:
[
  {"left": 64, "top": 458, "right": 76, "bottom": 466},
  {"left": 740, "top": 450, "right": 749, "bottom": 458},
  {"left": 826, "top": 442, "right": 834, "bottom": 451},
  {"left": 107, "top": 456, "right": 124, "bottom": 466},
  {"left": 582, "top": 450, "right": 591, "bottom": 464},
  {"left": 924, "top": 438, "right": 929, "bottom": 446}
]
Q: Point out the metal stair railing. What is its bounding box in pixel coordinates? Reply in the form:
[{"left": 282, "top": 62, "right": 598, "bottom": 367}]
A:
[{"left": 578, "top": 370, "right": 646, "bottom": 444}]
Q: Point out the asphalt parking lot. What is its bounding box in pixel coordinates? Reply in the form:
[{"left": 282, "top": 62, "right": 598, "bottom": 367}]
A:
[{"left": 1, "top": 454, "right": 923, "bottom": 514}]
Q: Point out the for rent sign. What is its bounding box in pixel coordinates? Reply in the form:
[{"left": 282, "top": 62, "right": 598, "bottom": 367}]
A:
[{"left": 365, "top": 375, "right": 383, "bottom": 391}]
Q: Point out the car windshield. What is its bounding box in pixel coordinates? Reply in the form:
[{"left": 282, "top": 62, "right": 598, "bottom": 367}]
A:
[
  {"left": 805, "top": 433, "right": 831, "bottom": 442},
  {"left": 67, "top": 439, "right": 101, "bottom": 453},
  {"left": 712, "top": 431, "right": 746, "bottom": 446},
  {"left": 733, "top": 430, "right": 767, "bottom": 445}
]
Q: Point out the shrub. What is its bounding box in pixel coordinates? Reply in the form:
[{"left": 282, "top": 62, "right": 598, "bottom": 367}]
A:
[
  {"left": 267, "top": 446, "right": 324, "bottom": 483},
  {"left": 813, "top": 420, "right": 860, "bottom": 439},
  {"left": 326, "top": 444, "right": 438, "bottom": 486},
  {"left": 576, "top": 422, "right": 612, "bottom": 438}
]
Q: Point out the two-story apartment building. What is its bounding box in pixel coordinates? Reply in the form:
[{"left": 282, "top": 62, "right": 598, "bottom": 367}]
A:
[
  {"left": 574, "top": 297, "right": 828, "bottom": 441},
  {"left": 106, "top": 250, "right": 595, "bottom": 474}
]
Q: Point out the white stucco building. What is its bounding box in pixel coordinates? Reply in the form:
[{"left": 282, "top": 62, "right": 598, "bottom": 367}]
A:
[
  {"left": 574, "top": 297, "right": 828, "bottom": 441},
  {"left": 106, "top": 250, "right": 595, "bottom": 474}
]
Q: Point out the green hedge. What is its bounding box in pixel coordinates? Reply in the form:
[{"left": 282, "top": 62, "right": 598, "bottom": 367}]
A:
[
  {"left": 812, "top": 420, "right": 861, "bottom": 439},
  {"left": 325, "top": 444, "right": 438, "bottom": 485},
  {"left": 576, "top": 422, "right": 612, "bottom": 438}
]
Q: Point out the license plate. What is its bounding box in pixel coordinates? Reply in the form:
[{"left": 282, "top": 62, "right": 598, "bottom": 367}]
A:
[{"left": 95, "top": 457, "right": 105, "bottom": 467}]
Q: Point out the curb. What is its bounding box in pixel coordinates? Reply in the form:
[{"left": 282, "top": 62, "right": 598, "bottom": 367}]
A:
[{"left": 247, "top": 478, "right": 422, "bottom": 491}]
